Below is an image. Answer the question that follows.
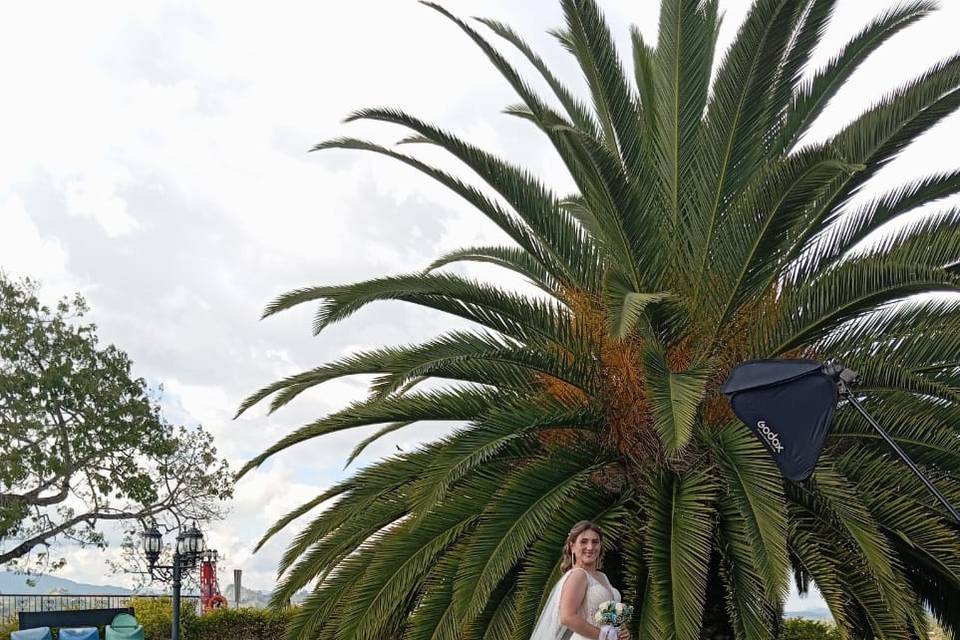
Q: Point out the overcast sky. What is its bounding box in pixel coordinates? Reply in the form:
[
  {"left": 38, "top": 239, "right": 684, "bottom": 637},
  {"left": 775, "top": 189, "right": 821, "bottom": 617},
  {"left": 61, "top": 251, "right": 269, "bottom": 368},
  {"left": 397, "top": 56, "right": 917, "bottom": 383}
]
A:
[{"left": 2, "top": 0, "right": 959, "bottom": 613}]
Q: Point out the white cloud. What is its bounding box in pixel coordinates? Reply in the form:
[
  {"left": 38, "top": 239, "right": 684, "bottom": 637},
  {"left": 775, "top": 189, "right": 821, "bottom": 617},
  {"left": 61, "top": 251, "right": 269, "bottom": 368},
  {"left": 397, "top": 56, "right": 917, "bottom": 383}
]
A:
[
  {"left": 208, "top": 468, "right": 320, "bottom": 589},
  {"left": 64, "top": 170, "right": 139, "bottom": 237},
  {"left": 0, "top": 195, "right": 70, "bottom": 281}
]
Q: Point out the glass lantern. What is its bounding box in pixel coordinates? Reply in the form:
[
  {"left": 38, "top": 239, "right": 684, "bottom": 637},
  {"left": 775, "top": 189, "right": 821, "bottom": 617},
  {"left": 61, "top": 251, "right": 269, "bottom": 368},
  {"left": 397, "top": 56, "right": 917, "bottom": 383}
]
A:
[{"left": 142, "top": 523, "right": 162, "bottom": 567}]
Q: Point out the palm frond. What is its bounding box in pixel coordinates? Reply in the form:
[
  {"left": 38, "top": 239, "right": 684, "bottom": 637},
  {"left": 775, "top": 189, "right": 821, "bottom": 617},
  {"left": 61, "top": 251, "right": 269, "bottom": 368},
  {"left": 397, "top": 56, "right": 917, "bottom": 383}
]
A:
[
  {"left": 787, "top": 510, "right": 852, "bottom": 632},
  {"left": 425, "top": 245, "right": 563, "bottom": 295},
  {"left": 756, "top": 261, "right": 960, "bottom": 356},
  {"left": 707, "top": 145, "right": 862, "bottom": 336},
  {"left": 271, "top": 488, "right": 409, "bottom": 608},
  {"left": 602, "top": 269, "right": 671, "bottom": 339},
  {"left": 235, "top": 344, "right": 408, "bottom": 418},
  {"left": 652, "top": 0, "right": 719, "bottom": 225},
  {"left": 347, "top": 107, "right": 598, "bottom": 289},
  {"left": 408, "top": 400, "right": 602, "bottom": 517},
  {"left": 796, "top": 169, "right": 960, "bottom": 276},
  {"left": 694, "top": 0, "right": 805, "bottom": 293},
  {"left": 779, "top": 0, "right": 938, "bottom": 151},
  {"left": 337, "top": 500, "right": 480, "bottom": 639},
  {"left": 643, "top": 470, "right": 718, "bottom": 640},
  {"left": 310, "top": 137, "right": 567, "bottom": 282},
  {"left": 345, "top": 421, "right": 417, "bottom": 468},
  {"left": 629, "top": 26, "right": 657, "bottom": 138},
  {"left": 278, "top": 271, "right": 574, "bottom": 345},
  {"left": 556, "top": 0, "right": 643, "bottom": 175},
  {"left": 828, "top": 54, "right": 960, "bottom": 210},
  {"left": 706, "top": 421, "right": 789, "bottom": 602},
  {"left": 421, "top": 1, "right": 608, "bottom": 208},
  {"left": 253, "top": 481, "right": 351, "bottom": 553},
  {"left": 477, "top": 17, "right": 601, "bottom": 138},
  {"left": 716, "top": 493, "right": 778, "bottom": 640},
  {"left": 274, "top": 447, "right": 439, "bottom": 575},
  {"left": 238, "top": 387, "right": 507, "bottom": 479},
  {"left": 401, "top": 540, "right": 464, "bottom": 640},
  {"left": 790, "top": 460, "right": 921, "bottom": 634},
  {"left": 642, "top": 342, "right": 709, "bottom": 454},
  {"left": 770, "top": 0, "right": 836, "bottom": 124}
]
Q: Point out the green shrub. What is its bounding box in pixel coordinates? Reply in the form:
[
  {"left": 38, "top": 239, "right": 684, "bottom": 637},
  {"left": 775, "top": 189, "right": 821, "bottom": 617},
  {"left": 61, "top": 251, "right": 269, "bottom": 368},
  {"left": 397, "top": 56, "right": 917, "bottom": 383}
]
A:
[
  {"left": 0, "top": 617, "right": 18, "bottom": 640},
  {"left": 185, "top": 606, "right": 296, "bottom": 640},
  {"left": 779, "top": 618, "right": 840, "bottom": 640},
  {"left": 130, "top": 596, "right": 200, "bottom": 640}
]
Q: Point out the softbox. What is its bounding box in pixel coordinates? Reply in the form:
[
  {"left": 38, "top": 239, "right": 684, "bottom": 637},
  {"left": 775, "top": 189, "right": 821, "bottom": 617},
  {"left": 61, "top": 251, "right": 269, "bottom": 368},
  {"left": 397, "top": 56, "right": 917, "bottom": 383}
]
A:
[{"left": 721, "top": 359, "right": 836, "bottom": 482}]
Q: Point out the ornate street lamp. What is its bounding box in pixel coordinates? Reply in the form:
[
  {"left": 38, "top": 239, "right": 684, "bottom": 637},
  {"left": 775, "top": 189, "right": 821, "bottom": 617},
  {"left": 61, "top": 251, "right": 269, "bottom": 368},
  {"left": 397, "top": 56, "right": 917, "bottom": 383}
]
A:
[
  {"left": 142, "top": 523, "right": 162, "bottom": 567},
  {"left": 177, "top": 522, "right": 204, "bottom": 556},
  {"left": 141, "top": 521, "right": 211, "bottom": 640}
]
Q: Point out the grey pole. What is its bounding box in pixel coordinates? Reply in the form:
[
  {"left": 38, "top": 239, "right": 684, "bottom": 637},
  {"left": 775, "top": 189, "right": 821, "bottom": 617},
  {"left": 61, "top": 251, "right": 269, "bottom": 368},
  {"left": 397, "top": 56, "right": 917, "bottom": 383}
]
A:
[{"left": 234, "top": 569, "right": 242, "bottom": 608}]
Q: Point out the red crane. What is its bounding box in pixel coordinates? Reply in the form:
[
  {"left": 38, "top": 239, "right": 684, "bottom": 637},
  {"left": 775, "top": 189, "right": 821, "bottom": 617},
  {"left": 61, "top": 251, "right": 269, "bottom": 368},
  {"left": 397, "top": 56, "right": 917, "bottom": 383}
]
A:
[{"left": 199, "top": 549, "right": 228, "bottom": 612}]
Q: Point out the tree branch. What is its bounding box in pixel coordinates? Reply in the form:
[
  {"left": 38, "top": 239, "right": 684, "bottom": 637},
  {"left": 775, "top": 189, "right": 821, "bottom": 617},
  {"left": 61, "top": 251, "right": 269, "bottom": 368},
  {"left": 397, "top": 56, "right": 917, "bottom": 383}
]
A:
[{"left": 0, "top": 503, "right": 173, "bottom": 565}]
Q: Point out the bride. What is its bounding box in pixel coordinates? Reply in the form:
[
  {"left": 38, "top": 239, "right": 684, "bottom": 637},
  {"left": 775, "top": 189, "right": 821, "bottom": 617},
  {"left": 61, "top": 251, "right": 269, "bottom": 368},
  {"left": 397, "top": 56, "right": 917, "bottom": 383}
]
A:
[{"left": 530, "top": 521, "right": 632, "bottom": 640}]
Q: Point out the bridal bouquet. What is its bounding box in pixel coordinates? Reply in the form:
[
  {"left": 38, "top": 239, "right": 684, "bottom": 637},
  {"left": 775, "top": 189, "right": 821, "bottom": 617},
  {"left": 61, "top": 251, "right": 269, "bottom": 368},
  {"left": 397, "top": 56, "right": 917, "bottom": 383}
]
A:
[{"left": 593, "top": 600, "right": 634, "bottom": 627}]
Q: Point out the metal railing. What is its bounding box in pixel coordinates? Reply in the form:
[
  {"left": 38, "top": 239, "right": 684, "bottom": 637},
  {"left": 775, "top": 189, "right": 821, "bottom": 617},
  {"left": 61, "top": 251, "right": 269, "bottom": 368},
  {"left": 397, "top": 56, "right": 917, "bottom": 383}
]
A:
[{"left": 0, "top": 593, "right": 201, "bottom": 619}]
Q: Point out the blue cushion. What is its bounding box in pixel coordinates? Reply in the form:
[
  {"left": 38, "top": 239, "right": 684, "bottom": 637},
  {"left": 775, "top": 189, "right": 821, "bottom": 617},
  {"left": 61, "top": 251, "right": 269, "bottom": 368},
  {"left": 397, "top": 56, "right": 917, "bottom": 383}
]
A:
[
  {"left": 59, "top": 628, "right": 99, "bottom": 640},
  {"left": 11, "top": 628, "right": 52, "bottom": 640}
]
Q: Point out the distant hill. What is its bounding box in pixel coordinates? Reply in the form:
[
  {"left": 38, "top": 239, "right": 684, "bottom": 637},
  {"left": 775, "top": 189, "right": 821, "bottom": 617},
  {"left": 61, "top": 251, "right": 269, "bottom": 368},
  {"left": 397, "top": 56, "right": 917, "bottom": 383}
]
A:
[
  {"left": 0, "top": 572, "right": 303, "bottom": 606},
  {"left": 0, "top": 572, "right": 132, "bottom": 595},
  {"left": 785, "top": 608, "right": 833, "bottom": 621}
]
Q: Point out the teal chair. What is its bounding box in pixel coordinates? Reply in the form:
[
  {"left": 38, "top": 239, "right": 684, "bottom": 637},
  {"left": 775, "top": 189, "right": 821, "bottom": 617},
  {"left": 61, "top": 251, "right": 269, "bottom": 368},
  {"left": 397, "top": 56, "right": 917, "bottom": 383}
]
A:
[
  {"left": 105, "top": 613, "right": 144, "bottom": 640},
  {"left": 59, "top": 630, "right": 98, "bottom": 640},
  {"left": 11, "top": 629, "right": 52, "bottom": 640}
]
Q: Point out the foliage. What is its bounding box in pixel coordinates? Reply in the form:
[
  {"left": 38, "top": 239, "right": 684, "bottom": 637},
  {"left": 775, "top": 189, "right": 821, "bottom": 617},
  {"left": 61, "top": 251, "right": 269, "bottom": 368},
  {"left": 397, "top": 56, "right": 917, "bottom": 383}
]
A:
[
  {"left": 240, "top": 0, "right": 960, "bottom": 639},
  {"left": 0, "top": 617, "right": 17, "bottom": 640},
  {"left": 0, "top": 274, "right": 233, "bottom": 575},
  {"left": 184, "top": 606, "right": 296, "bottom": 640},
  {"left": 130, "top": 596, "right": 200, "bottom": 640},
  {"left": 778, "top": 618, "right": 839, "bottom": 640}
]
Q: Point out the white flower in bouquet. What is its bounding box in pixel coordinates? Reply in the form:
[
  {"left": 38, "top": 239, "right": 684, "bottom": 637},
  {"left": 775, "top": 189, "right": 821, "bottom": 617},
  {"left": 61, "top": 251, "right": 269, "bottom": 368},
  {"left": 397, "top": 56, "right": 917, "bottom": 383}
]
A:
[{"left": 595, "top": 600, "right": 634, "bottom": 627}]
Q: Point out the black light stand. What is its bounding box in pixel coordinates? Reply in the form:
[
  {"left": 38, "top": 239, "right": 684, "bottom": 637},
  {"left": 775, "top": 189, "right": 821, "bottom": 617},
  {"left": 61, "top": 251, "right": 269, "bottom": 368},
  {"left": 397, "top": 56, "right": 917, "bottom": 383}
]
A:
[{"left": 825, "top": 364, "right": 960, "bottom": 525}]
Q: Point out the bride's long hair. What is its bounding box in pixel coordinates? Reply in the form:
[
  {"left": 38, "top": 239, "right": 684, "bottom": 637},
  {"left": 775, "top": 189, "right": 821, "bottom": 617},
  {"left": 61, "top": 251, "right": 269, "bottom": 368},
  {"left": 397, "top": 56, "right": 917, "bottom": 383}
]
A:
[{"left": 561, "top": 520, "right": 605, "bottom": 572}]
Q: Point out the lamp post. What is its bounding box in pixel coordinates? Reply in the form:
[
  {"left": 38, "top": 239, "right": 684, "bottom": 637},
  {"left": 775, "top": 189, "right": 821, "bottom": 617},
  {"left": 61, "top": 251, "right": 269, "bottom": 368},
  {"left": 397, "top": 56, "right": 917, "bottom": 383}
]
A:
[{"left": 141, "top": 521, "right": 206, "bottom": 640}]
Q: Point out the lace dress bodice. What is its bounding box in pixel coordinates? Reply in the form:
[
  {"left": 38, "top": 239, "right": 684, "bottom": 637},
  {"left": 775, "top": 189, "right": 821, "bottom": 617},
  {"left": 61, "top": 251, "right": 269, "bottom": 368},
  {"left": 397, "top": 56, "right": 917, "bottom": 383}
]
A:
[{"left": 567, "top": 568, "right": 621, "bottom": 640}]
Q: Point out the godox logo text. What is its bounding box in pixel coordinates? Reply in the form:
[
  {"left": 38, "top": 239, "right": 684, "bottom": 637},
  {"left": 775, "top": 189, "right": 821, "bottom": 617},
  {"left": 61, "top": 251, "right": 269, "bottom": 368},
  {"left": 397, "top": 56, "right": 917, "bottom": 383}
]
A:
[{"left": 757, "top": 420, "right": 784, "bottom": 454}]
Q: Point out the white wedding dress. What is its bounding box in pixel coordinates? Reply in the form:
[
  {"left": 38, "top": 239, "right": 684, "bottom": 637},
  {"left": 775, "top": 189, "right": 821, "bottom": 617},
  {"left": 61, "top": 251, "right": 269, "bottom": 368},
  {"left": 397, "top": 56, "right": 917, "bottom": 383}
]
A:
[
  {"left": 570, "top": 568, "right": 622, "bottom": 640},
  {"left": 529, "top": 567, "right": 622, "bottom": 640}
]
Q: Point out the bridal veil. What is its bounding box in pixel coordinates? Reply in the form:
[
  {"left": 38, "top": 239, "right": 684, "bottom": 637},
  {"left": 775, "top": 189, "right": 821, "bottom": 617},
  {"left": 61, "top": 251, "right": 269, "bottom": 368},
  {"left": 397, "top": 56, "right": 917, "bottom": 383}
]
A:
[{"left": 528, "top": 571, "right": 573, "bottom": 640}]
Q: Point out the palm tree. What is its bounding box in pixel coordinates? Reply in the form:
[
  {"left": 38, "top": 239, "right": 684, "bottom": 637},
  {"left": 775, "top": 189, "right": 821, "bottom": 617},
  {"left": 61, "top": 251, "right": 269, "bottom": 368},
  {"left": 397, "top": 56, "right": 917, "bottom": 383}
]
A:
[{"left": 237, "top": 1, "right": 960, "bottom": 638}]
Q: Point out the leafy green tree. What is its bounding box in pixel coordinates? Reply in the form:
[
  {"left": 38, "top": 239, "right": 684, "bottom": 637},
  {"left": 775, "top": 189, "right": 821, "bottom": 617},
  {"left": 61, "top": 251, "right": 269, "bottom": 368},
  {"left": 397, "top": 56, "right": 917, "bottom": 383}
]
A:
[
  {"left": 0, "top": 275, "right": 232, "bottom": 574},
  {"left": 779, "top": 619, "right": 839, "bottom": 640},
  {"left": 239, "top": 0, "right": 960, "bottom": 638}
]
